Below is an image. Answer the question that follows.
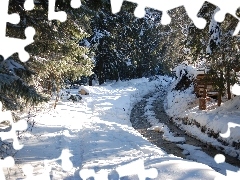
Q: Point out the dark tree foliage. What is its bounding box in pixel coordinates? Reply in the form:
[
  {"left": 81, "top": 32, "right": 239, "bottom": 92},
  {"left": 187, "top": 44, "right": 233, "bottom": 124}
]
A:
[
  {"left": 0, "top": 57, "right": 47, "bottom": 110},
  {"left": 2, "top": 0, "right": 238, "bottom": 110},
  {"left": 186, "top": 2, "right": 240, "bottom": 105},
  {"left": 80, "top": 1, "right": 178, "bottom": 84},
  {"left": 2, "top": 0, "right": 94, "bottom": 110}
]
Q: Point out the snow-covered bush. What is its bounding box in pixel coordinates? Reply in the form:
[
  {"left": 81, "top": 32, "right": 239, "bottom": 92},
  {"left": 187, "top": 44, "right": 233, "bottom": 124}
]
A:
[
  {"left": 165, "top": 62, "right": 198, "bottom": 117},
  {"left": 171, "top": 62, "right": 197, "bottom": 91}
]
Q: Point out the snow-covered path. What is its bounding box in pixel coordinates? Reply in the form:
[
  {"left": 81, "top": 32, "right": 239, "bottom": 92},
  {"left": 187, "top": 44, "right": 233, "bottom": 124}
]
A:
[{"left": 7, "top": 78, "right": 229, "bottom": 179}]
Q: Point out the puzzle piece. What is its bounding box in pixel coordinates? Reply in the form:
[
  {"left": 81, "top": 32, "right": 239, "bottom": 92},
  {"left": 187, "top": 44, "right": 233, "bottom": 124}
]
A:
[
  {"left": 212, "top": 122, "right": 240, "bottom": 177},
  {"left": 0, "top": 156, "right": 15, "bottom": 180},
  {"left": 48, "top": 0, "right": 82, "bottom": 22},
  {"left": 58, "top": 148, "right": 73, "bottom": 171},
  {"left": 213, "top": 153, "right": 240, "bottom": 179},
  {"left": 214, "top": 154, "right": 225, "bottom": 164},
  {"left": 79, "top": 169, "right": 109, "bottom": 180},
  {"left": 215, "top": 170, "right": 240, "bottom": 180},
  {"left": 110, "top": 0, "right": 240, "bottom": 34},
  {"left": 22, "top": 163, "right": 51, "bottom": 180},
  {"left": 71, "top": 0, "right": 82, "bottom": 9},
  {"left": 24, "top": 0, "right": 82, "bottom": 22},
  {"left": 22, "top": 149, "right": 73, "bottom": 179},
  {"left": 0, "top": 0, "right": 35, "bottom": 62},
  {"left": 48, "top": 0, "right": 68, "bottom": 22},
  {"left": 24, "top": 0, "right": 35, "bottom": 11},
  {"left": 0, "top": 119, "right": 27, "bottom": 150},
  {"left": 40, "top": 149, "right": 73, "bottom": 172},
  {"left": 0, "top": 0, "right": 82, "bottom": 62},
  {"left": 0, "top": 102, "right": 28, "bottom": 150},
  {"left": 110, "top": 0, "right": 204, "bottom": 27},
  {"left": 79, "top": 159, "right": 158, "bottom": 180},
  {"left": 222, "top": 169, "right": 240, "bottom": 180},
  {"left": 116, "top": 159, "right": 158, "bottom": 180},
  {"left": 231, "top": 84, "right": 240, "bottom": 96},
  {"left": 220, "top": 122, "right": 240, "bottom": 139}
]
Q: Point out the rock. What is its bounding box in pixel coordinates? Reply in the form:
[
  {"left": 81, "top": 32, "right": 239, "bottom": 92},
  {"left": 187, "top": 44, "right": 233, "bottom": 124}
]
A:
[
  {"left": 79, "top": 89, "right": 89, "bottom": 95},
  {"left": 76, "top": 95, "right": 82, "bottom": 101},
  {"left": 68, "top": 95, "right": 82, "bottom": 102}
]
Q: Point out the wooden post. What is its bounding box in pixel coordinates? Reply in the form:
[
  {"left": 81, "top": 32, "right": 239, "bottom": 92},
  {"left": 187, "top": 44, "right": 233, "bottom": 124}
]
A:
[
  {"left": 199, "top": 78, "right": 207, "bottom": 110},
  {"left": 199, "top": 97, "right": 206, "bottom": 110}
]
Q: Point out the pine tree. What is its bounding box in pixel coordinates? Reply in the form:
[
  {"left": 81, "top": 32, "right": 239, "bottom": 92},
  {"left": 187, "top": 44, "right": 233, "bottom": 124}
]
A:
[
  {"left": 209, "top": 14, "right": 239, "bottom": 103},
  {"left": 157, "top": 6, "right": 193, "bottom": 72},
  {"left": 81, "top": 1, "right": 174, "bottom": 83},
  {"left": 186, "top": 2, "right": 240, "bottom": 106},
  {"left": 0, "top": 57, "right": 47, "bottom": 110},
  {"left": 7, "top": 0, "right": 94, "bottom": 104}
]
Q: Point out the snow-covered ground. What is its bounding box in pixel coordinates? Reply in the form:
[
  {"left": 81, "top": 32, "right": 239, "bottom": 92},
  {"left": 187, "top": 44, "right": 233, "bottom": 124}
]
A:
[
  {"left": 164, "top": 64, "right": 240, "bottom": 162},
  {"left": 2, "top": 76, "right": 240, "bottom": 179}
]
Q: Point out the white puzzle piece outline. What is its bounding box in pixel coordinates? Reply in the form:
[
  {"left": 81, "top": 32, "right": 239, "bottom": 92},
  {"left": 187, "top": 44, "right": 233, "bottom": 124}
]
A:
[
  {"left": 79, "top": 159, "right": 158, "bottom": 180},
  {"left": 220, "top": 122, "right": 240, "bottom": 139},
  {"left": 0, "top": 0, "right": 82, "bottom": 62},
  {"left": 25, "top": 0, "right": 82, "bottom": 22},
  {"left": 110, "top": 0, "right": 240, "bottom": 35},
  {"left": 0, "top": 0, "right": 239, "bottom": 179},
  {"left": 0, "top": 102, "right": 27, "bottom": 150},
  {"left": 22, "top": 149, "right": 73, "bottom": 180},
  {"left": 0, "top": 0, "right": 35, "bottom": 62},
  {"left": 0, "top": 156, "right": 15, "bottom": 180},
  {"left": 213, "top": 122, "right": 240, "bottom": 179}
]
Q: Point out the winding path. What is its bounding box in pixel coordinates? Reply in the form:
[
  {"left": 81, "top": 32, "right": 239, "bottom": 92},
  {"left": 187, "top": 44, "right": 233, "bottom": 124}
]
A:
[{"left": 130, "top": 89, "right": 240, "bottom": 170}]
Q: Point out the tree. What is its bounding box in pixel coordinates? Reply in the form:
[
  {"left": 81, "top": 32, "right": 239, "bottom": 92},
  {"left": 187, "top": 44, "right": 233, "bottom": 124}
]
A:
[
  {"left": 0, "top": 57, "right": 47, "bottom": 110},
  {"left": 80, "top": 0, "right": 176, "bottom": 84},
  {"left": 6, "top": 0, "right": 94, "bottom": 109},
  {"left": 186, "top": 2, "right": 240, "bottom": 106},
  {"left": 208, "top": 14, "right": 239, "bottom": 103},
  {"left": 158, "top": 6, "right": 193, "bottom": 71}
]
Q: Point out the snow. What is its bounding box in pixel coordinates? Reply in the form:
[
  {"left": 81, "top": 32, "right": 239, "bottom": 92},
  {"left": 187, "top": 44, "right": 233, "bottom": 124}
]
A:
[
  {"left": 148, "top": 124, "right": 186, "bottom": 143},
  {"left": 2, "top": 58, "right": 25, "bottom": 76},
  {"left": 177, "top": 144, "right": 239, "bottom": 175},
  {"left": 163, "top": 64, "right": 240, "bottom": 175},
  {"left": 145, "top": 94, "right": 186, "bottom": 143},
  {"left": 78, "top": 85, "right": 90, "bottom": 94},
  {"left": 207, "top": 8, "right": 221, "bottom": 55},
  {"left": 3, "top": 75, "right": 240, "bottom": 179},
  {"left": 172, "top": 62, "right": 198, "bottom": 80},
  {"left": 231, "top": 83, "right": 240, "bottom": 95},
  {"left": 164, "top": 66, "right": 240, "bottom": 157}
]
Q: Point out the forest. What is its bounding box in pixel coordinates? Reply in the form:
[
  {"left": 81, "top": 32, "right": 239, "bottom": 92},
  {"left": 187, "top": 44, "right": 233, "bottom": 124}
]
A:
[
  {"left": 0, "top": 1, "right": 240, "bottom": 179},
  {"left": 1, "top": 0, "right": 240, "bottom": 111}
]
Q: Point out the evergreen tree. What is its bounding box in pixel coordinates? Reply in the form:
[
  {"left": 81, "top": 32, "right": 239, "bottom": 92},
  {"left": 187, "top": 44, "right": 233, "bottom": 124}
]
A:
[
  {"left": 6, "top": 0, "right": 94, "bottom": 109},
  {"left": 186, "top": 2, "right": 240, "bottom": 105},
  {"left": 157, "top": 6, "right": 193, "bottom": 72},
  {"left": 0, "top": 57, "right": 47, "bottom": 110},
  {"left": 208, "top": 14, "right": 239, "bottom": 103},
  {"left": 81, "top": 1, "right": 174, "bottom": 84},
  {"left": 185, "top": 2, "right": 217, "bottom": 62}
]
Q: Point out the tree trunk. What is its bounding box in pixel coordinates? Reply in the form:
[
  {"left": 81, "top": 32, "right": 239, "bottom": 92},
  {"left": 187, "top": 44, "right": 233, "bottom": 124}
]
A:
[
  {"left": 226, "top": 67, "right": 231, "bottom": 100},
  {"left": 53, "top": 87, "right": 60, "bottom": 109},
  {"left": 99, "top": 73, "right": 104, "bottom": 85},
  {"left": 53, "top": 96, "right": 58, "bottom": 109},
  {"left": 97, "top": 59, "right": 104, "bottom": 85},
  {"left": 217, "top": 70, "right": 224, "bottom": 106},
  {"left": 89, "top": 76, "right": 93, "bottom": 86},
  {"left": 227, "top": 80, "right": 231, "bottom": 100},
  {"left": 47, "top": 79, "right": 52, "bottom": 95},
  {"left": 137, "top": 64, "right": 142, "bottom": 78},
  {"left": 217, "top": 90, "right": 222, "bottom": 106}
]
